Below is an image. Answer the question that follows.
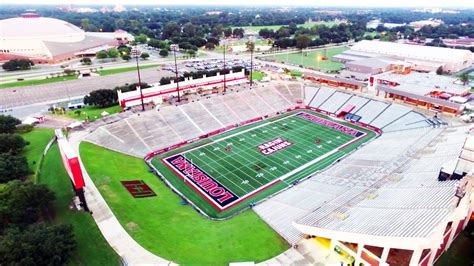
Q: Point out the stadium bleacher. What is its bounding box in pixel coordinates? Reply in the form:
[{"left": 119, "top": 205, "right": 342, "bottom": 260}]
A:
[
  {"left": 354, "top": 100, "right": 390, "bottom": 124},
  {"left": 254, "top": 125, "right": 468, "bottom": 244},
  {"left": 318, "top": 92, "right": 352, "bottom": 114},
  {"left": 85, "top": 83, "right": 301, "bottom": 157},
  {"left": 308, "top": 86, "right": 335, "bottom": 109}
]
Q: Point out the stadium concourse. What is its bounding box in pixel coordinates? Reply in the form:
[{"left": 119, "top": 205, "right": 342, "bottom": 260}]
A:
[{"left": 80, "top": 80, "right": 473, "bottom": 265}]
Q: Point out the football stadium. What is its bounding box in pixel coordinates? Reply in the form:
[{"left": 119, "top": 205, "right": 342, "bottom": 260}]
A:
[{"left": 79, "top": 76, "right": 473, "bottom": 265}]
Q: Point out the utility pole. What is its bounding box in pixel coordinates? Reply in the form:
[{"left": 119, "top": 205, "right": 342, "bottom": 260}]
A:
[
  {"left": 248, "top": 34, "right": 256, "bottom": 88},
  {"left": 170, "top": 44, "right": 180, "bottom": 102},
  {"left": 131, "top": 47, "right": 145, "bottom": 111}
]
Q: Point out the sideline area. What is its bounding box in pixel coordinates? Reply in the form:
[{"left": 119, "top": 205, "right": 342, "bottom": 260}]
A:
[{"left": 72, "top": 128, "right": 289, "bottom": 264}]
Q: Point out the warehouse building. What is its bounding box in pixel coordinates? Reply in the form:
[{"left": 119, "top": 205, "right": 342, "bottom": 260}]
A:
[{"left": 336, "top": 40, "right": 473, "bottom": 73}]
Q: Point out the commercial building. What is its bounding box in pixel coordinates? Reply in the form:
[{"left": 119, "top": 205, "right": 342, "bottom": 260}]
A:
[
  {"left": 371, "top": 71, "right": 471, "bottom": 115},
  {"left": 0, "top": 13, "right": 133, "bottom": 64}
]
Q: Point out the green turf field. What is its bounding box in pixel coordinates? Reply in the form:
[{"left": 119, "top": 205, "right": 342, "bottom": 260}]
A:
[
  {"left": 151, "top": 110, "right": 376, "bottom": 218},
  {"left": 262, "top": 46, "right": 348, "bottom": 72}
]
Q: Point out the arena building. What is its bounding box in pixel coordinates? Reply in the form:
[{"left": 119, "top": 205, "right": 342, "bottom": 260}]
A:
[
  {"left": 0, "top": 13, "right": 133, "bottom": 64},
  {"left": 335, "top": 40, "right": 473, "bottom": 73}
]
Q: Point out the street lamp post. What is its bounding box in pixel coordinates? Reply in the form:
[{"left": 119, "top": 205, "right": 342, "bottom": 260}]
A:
[
  {"left": 131, "top": 47, "right": 145, "bottom": 111},
  {"left": 223, "top": 39, "right": 227, "bottom": 93},
  {"left": 248, "top": 34, "right": 256, "bottom": 88},
  {"left": 170, "top": 44, "right": 180, "bottom": 102}
]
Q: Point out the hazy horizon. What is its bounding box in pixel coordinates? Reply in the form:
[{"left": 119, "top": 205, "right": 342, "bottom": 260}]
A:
[{"left": 1, "top": 0, "right": 473, "bottom": 8}]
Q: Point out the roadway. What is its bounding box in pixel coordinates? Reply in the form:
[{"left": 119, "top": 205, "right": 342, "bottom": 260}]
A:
[{"left": 0, "top": 67, "right": 173, "bottom": 110}]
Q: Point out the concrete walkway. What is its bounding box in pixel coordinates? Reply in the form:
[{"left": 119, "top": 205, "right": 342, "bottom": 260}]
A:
[{"left": 68, "top": 131, "right": 175, "bottom": 266}]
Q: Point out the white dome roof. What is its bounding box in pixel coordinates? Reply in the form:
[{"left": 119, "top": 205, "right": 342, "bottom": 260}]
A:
[{"left": 0, "top": 16, "right": 85, "bottom": 42}]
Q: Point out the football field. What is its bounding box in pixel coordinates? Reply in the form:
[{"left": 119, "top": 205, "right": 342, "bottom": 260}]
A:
[
  {"left": 262, "top": 46, "right": 348, "bottom": 72},
  {"left": 151, "top": 110, "right": 376, "bottom": 218}
]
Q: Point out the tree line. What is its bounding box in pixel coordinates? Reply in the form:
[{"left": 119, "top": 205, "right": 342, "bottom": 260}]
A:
[{"left": 0, "top": 115, "right": 76, "bottom": 264}]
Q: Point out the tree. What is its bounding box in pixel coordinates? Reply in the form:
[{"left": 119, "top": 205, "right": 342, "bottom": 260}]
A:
[
  {"left": 63, "top": 69, "right": 76, "bottom": 76},
  {"left": 140, "top": 52, "right": 150, "bottom": 60},
  {"left": 460, "top": 72, "right": 470, "bottom": 85},
  {"left": 186, "top": 50, "right": 196, "bottom": 57},
  {"left": 0, "top": 134, "right": 28, "bottom": 155},
  {"left": 436, "top": 66, "right": 444, "bottom": 75},
  {"left": 96, "top": 50, "right": 108, "bottom": 60},
  {"left": 0, "top": 115, "right": 21, "bottom": 134},
  {"left": 211, "top": 24, "right": 224, "bottom": 37},
  {"left": 223, "top": 27, "right": 232, "bottom": 37},
  {"left": 205, "top": 42, "right": 215, "bottom": 50},
  {"left": 121, "top": 54, "right": 132, "bottom": 61},
  {"left": 162, "top": 22, "right": 180, "bottom": 39},
  {"left": 107, "top": 48, "right": 119, "bottom": 59},
  {"left": 296, "top": 34, "right": 311, "bottom": 50},
  {"left": 84, "top": 89, "right": 118, "bottom": 108},
  {"left": 2, "top": 59, "right": 34, "bottom": 71},
  {"left": 80, "top": 57, "right": 92, "bottom": 65},
  {"left": 0, "top": 224, "right": 76, "bottom": 265},
  {"left": 232, "top": 28, "right": 245, "bottom": 38},
  {"left": 134, "top": 33, "right": 148, "bottom": 44},
  {"left": 80, "top": 18, "right": 90, "bottom": 31},
  {"left": 0, "top": 154, "right": 29, "bottom": 182},
  {"left": 182, "top": 22, "right": 196, "bottom": 38},
  {"left": 114, "top": 82, "right": 150, "bottom": 93},
  {"left": 159, "top": 49, "right": 169, "bottom": 57},
  {"left": 0, "top": 180, "right": 55, "bottom": 228}
]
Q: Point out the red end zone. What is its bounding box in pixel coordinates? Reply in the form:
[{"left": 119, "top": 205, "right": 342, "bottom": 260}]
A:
[{"left": 161, "top": 154, "right": 281, "bottom": 212}]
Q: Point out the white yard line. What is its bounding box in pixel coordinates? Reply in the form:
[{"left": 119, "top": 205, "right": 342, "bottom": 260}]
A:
[
  {"left": 100, "top": 127, "right": 125, "bottom": 143},
  {"left": 178, "top": 106, "right": 206, "bottom": 134},
  {"left": 124, "top": 119, "right": 153, "bottom": 152},
  {"left": 198, "top": 101, "right": 226, "bottom": 128}
]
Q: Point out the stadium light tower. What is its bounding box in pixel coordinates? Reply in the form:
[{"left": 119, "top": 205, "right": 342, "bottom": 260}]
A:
[
  {"left": 222, "top": 39, "right": 227, "bottom": 93},
  {"left": 170, "top": 44, "right": 181, "bottom": 102},
  {"left": 247, "top": 34, "right": 256, "bottom": 88},
  {"left": 131, "top": 47, "right": 145, "bottom": 111}
]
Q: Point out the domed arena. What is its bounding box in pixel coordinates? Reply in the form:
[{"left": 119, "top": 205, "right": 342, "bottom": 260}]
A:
[{"left": 0, "top": 12, "right": 132, "bottom": 64}]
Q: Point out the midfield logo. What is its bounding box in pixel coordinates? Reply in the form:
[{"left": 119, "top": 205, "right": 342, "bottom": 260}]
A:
[{"left": 257, "top": 137, "right": 293, "bottom": 155}]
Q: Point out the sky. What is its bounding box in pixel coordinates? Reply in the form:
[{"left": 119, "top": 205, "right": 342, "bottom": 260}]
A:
[{"left": 2, "top": 0, "right": 473, "bottom": 8}]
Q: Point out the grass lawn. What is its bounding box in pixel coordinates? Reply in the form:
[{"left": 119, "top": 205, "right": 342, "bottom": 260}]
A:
[
  {"left": 79, "top": 142, "right": 289, "bottom": 265},
  {"left": 97, "top": 64, "right": 161, "bottom": 76},
  {"left": 151, "top": 110, "right": 376, "bottom": 218},
  {"left": 250, "top": 71, "right": 266, "bottom": 81},
  {"left": 40, "top": 144, "right": 120, "bottom": 265},
  {"left": 214, "top": 40, "right": 271, "bottom": 52},
  {"left": 64, "top": 105, "right": 123, "bottom": 122},
  {"left": 436, "top": 230, "right": 474, "bottom": 266},
  {"left": 261, "top": 46, "right": 348, "bottom": 72},
  {"left": 0, "top": 75, "right": 78, "bottom": 89},
  {"left": 233, "top": 21, "right": 340, "bottom": 31},
  {"left": 21, "top": 128, "right": 55, "bottom": 181}
]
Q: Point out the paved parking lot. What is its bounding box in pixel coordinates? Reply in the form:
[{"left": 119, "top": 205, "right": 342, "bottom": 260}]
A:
[{"left": 0, "top": 68, "right": 173, "bottom": 109}]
